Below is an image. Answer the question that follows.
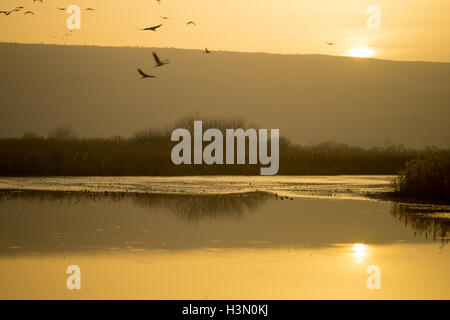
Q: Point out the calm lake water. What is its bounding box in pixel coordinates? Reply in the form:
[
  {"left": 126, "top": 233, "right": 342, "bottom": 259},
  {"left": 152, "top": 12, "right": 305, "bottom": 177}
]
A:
[{"left": 0, "top": 176, "right": 449, "bottom": 299}]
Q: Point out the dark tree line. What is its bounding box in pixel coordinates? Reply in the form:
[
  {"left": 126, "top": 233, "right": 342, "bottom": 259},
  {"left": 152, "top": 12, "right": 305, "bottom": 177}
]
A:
[
  {"left": 0, "top": 117, "right": 448, "bottom": 178},
  {"left": 0, "top": 132, "right": 443, "bottom": 176}
]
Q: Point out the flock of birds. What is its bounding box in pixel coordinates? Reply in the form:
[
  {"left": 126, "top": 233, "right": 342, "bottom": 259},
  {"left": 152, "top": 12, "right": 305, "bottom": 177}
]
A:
[
  {"left": 2, "top": 0, "right": 334, "bottom": 80},
  {"left": 137, "top": 52, "right": 171, "bottom": 79},
  {"left": 137, "top": 3, "right": 208, "bottom": 80},
  {"left": 137, "top": 29, "right": 208, "bottom": 80},
  {"left": 0, "top": 1, "right": 96, "bottom": 16},
  {"left": 1, "top": 0, "right": 210, "bottom": 80},
  {"left": 1, "top": 2, "right": 96, "bottom": 39},
  {"left": 0, "top": 4, "right": 36, "bottom": 16}
]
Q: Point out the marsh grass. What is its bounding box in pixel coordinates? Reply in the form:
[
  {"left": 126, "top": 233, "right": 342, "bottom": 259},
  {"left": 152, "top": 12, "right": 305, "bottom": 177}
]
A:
[
  {"left": 0, "top": 116, "right": 446, "bottom": 177},
  {"left": 393, "top": 152, "right": 450, "bottom": 201}
]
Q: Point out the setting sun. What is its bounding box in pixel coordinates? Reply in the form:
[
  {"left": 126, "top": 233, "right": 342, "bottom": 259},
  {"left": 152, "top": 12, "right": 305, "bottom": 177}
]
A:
[{"left": 347, "top": 46, "right": 374, "bottom": 58}]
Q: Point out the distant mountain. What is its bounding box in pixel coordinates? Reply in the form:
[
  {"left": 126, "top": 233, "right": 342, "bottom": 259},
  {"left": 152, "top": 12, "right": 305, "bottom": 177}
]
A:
[{"left": 0, "top": 43, "right": 449, "bottom": 148}]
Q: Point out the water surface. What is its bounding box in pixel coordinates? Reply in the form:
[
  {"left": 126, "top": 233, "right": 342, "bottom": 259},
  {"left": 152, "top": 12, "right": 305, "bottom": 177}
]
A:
[{"left": 0, "top": 176, "right": 448, "bottom": 299}]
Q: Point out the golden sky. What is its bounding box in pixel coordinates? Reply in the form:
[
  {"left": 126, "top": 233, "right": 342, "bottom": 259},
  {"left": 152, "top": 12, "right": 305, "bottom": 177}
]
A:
[{"left": 1, "top": 0, "right": 450, "bottom": 62}]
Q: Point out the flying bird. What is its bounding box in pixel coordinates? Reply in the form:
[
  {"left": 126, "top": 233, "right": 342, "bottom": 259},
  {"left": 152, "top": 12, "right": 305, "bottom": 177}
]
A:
[
  {"left": 325, "top": 41, "right": 334, "bottom": 46},
  {"left": 24, "top": 11, "right": 34, "bottom": 15},
  {"left": 160, "top": 16, "right": 169, "bottom": 20},
  {"left": 152, "top": 52, "right": 170, "bottom": 67},
  {"left": 186, "top": 21, "right": 196, "bottom": 26},
  {"left": 141, "top": 24, "right": 163, "bottom": 31},
  {"left": 85, "top": 8, "right": 95, "bottom": 11},
  {"left": 137, "top": 68, "right": 156, "bottom": 79},
  {"left": 56, "top": 7, "right": 66, "bottom": 11}
]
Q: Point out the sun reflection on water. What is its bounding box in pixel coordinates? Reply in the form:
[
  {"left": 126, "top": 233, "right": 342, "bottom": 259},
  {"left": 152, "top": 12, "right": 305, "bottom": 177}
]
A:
[{"left": 351, "top": 243, "right": 368, "bottom": 262}]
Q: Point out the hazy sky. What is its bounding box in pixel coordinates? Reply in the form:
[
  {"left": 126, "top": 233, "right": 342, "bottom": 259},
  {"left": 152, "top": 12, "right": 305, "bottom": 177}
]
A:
[{"left": 1, "top": 0, "right": 450, "bottom": 62}]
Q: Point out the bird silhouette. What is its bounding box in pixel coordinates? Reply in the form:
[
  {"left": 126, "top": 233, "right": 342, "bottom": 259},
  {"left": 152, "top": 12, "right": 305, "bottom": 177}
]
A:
[
  {"left": 24, "top": 11, "right": 34, "bottom": 15},
  {"left": 56, "top": 7, "right": 66, "bottom": 11},
  {"left": 186, "top": 21, "right": 197, "bottom": 26},
  {"left": 160, "top": 16, "right": 169, "bottom": 20},
  {"left": 137, "top": 68, "right": 156, "bottom": 79},
  {"left": 141, "top": 24, "right": 163, "bottom": 31},
  {"left": 204, "top": 48, "right": 210, "bottom": 54},
  {"left": 325, "top": 41, "right": 334, "bottom": 46},
  {"left": 85, "top": 8, "right": 95, "bottom": 11},
  {"left": 152, "top": 52, "right": 170, "bottom": 67}
]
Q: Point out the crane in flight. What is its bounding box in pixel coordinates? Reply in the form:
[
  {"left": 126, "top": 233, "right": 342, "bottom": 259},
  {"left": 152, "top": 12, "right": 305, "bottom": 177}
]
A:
[
  {"left": 141, "top": 24, "right": 163, "bottom": 31},
  {"left": 152, "top": 52, "right": 170, "bottom": 67},
  {"left": 137, "top": 68, "right": 156, "bottom": 79}
]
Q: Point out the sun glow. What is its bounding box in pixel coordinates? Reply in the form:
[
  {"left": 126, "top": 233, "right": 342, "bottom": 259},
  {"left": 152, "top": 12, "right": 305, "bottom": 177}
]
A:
[
  {"left": 351, "top": 243, "right": 368, "bottom": 262},
  {"left": 347, "top": 46, "right": 374, "bottom": 58}
]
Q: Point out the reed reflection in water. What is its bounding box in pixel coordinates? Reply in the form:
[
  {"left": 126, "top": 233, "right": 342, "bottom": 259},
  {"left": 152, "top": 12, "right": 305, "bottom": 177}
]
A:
[
  {"left": 391, "top": 203, "right": 450, "bottom": 246},
  {"left": 0, "top": 190, "right": 449, "bottom": 256},
  {"left": 0, "top": 190, "right": 449, "bottom": 299}
]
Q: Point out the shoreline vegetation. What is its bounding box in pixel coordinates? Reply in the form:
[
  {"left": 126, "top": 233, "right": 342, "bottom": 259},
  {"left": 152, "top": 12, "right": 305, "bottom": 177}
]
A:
[
  {"left": 392, "top": 153, "right": 449, "bottom": 201},
  {"left": 0, "top": 116, "right": 448, "bottom": 201}
]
